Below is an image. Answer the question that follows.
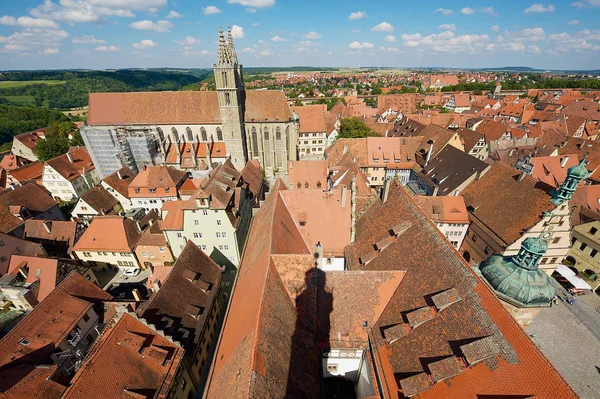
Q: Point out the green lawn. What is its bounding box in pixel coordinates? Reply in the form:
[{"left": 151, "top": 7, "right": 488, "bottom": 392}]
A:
[
  {"left": 0, "top": 80, "right": 66, "bottom": 88},
  {"left": 1, "top": 95, "right": 35, "bottom": 106}
]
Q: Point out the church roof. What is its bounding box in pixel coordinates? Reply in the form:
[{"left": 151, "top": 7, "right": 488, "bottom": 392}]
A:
[{"left": 88, "top": 90, "right": 293, "bottom": 126}]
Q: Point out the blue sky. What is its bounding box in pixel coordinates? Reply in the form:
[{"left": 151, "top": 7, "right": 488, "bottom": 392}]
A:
[{"left": 0, "top": 0, "right": 599, "bottom": 70}]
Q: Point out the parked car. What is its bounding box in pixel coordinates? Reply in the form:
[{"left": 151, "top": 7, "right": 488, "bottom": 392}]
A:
[
  {"left": 582, "top": 269, "right": 598, "bottom": 281},
  {"left": 123, "top": 268, "right": 141, "bottom": 277}
]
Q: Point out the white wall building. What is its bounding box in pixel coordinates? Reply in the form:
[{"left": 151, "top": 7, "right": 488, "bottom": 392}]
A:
[{"left": 42, "top": 148, "right": 99, "bottom": 202}]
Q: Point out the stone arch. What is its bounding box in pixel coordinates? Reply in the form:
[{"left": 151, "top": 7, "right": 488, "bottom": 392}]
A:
[
  {"left": 263, "top": 127, "right": 271, "bottom": 168},
  {"left": 200, "top": 127, "right": 208, "bottom": 142},
  {"left": 186, "top": 127, "right": 193, "bottom": 142},
  {"left": 171, "top": 127, "right": 179, "bottom": 142},
  {"left": 275, "top": 127, "right": 282, "bottom": 168},
  {"left": 216, "top": 128, "right": 223, "bottom": 141},
  {"left": 251, "top": 127, "right": 258, "bottom": 158}
]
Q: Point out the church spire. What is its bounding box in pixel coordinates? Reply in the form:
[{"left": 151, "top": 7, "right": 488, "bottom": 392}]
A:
[
  {"left": 217, "top": 26, "right": 232, "bottom": 65},
  {"left": 552, "top": 154, "right": 590, "bottom": 205},
  {"left": 227, "top": 26, "right": 238, "bottom": 64}
]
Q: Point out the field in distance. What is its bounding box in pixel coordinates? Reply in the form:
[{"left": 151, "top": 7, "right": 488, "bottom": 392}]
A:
[{"left": 0, "top": 80, "right": 66, "bottom": 88}]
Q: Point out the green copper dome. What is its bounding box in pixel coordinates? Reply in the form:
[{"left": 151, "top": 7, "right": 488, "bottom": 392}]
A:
[
  {"left": 520, "top": 236, "right": 548, "bottom": 256},
  {"left": 479, "top": 236, "right": 555, "bottom": 307},
  {"left": 567, "top": 157, "right": 589, "bottom": 179}
]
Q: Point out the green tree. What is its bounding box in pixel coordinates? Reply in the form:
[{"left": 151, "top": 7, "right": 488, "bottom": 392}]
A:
[
  {"left": 35, "top": 121, "right": 81, "bottom": 161},
  {"left": 338, "top": 117, "right": 377, "bottom": 139}
]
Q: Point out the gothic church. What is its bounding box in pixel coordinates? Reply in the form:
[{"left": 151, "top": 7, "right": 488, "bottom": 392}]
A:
[{"left": 82, "top": 28, "right": 297, "bottom": 179}]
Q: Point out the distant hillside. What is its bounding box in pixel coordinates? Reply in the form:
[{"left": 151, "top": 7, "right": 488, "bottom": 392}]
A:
[{"left": 0, "top": 69, "right": 208, "bottom": 110}]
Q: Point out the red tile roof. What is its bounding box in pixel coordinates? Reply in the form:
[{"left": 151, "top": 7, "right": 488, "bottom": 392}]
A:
[
  {"left": 137, "top": 242, "right": 222, "bottom": 352},
  {"left": 101, "top": 167, "right": 136, "bottom": 199},
  {"left": 0, "top": 155, "right": 27, "bottom": 171},
  {"left": 6, "top": 162, "right": 43, "bottom": 184},
  {"left": 414, "top": 195, "right": 469, "bottom": 224},
  {"left": 13, "top": 129, "right": 46, "bottom": 152},
  {"left": 24, "top": 220, "right": 78, "bottom": 250},
  {"left": 461, "top": 163, "right": 555, "bottom": 246},
  {"left": 0, "top": 183, "right": 57, "bottom": 234},
  {"left": 346, "top": 181, "right": 576, "bottom": 398},
  {"left": 72, "top": 216, "right": 143, "bottom": 253},
  {"left": 45, "top": 147, "right": 94, "bottom": 181},
  {"left": 530, "top": 154, "right": 580, "bottom": 187},
  {"left": 288, "top": 160, "right": 327, "bottom": 189},
  {"left": 78, "top": 186, "right": 119, "bottom": 213},
  {"left": 6, "top": 255, "right": 59, "bottom": 302},
  {"left": 62, "top": 312, "right": 183, "bottom": 399},
  {"left": 293, "top": 104, "right": 327, "bottom": 133},
  {"left": 0, "top": 273, "right": 111, "bottom": 391}
]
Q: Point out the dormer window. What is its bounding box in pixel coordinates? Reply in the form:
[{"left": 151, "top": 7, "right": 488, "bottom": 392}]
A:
[
  {"left": 165, "top": 187, "right": 170, "bottom": 193},
  {"left": 135, "top": 188, "right": 140, "bottom": 194},
  {"left": 149, "top": 188, "right": 156, "bottom": 193}
]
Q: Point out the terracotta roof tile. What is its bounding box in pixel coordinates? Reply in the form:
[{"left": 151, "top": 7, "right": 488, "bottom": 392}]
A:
[
  {"left": 0, "top": 183, "right": 57, "bottom": 234},
  {"left": 72, "top": 216, "right": 143, "bottom": 252},
  {"left": 45, "top": 147, "right": 95, "bottom": 181},
  {"left": 6, "top": 161, "right": 43, "bottom": 184},
  {"left": 24, "top": 220, "right": 78, "bottom": 250},
  {"left": 288, "top": 160, "right": 327, "bottom": 190},
  {"left": 79, "top": 186, "right": 119, "bottom": 213},
  {"left": 461, "top": 163, "right": 556, "bottom": 245},
  {"left": 62, "top": 313, "right": 184, "bottom": 399},
  {"left": 293, "top": 104, "right": 327, "bottom": 133},
  {"left": 101, "top": 167, "right": 136, "bottom": 199}
]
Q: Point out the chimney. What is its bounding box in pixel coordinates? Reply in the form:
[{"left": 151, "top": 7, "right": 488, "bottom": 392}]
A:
[
  {"left": 136, "top": 220, "right": 142, "bottom": 232},
  {"left": 560, "top": 156, "right": 569, "bottom": 168},
  {"left": 148, "top": 219, "right": 154, "bottom": 227},
  {"left": 342, "top": 144, "right": 348, "bottom": 155},
  {"left": 425, "top": 140, "right": 434, "bottom": 167},
  {"left": 517, "top": 171, "right": 527, "bottom": 183},
  {"left": 341, "top": 186, "right": 348, "bottom": 208},
  {"left": 117, "top": 170, "right": 123, "bottom": 180},
  {"left": 66, "top": 152, "right": 74, "bottom": 163},
  {"left": 43, "top": 221, "right": 52, "bottom": 233},
  {"left": 351, "top": 175, "right": 357, "bottom": 243},
  {"left": 382, "top": 178, "right": 391, "bottom": 204},
  {"left": 132, "top": 288, "right": 142, "bottom": 302}
]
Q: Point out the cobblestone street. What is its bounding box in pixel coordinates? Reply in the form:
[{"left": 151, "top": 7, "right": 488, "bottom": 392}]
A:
[{"left": 526, "top": 285, "right": 600, "bottom": 399}]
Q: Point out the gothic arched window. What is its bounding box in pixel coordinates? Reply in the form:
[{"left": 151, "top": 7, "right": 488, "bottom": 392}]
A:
[
  {"left": 200, "top": 127, "right": 208, "bottom": 142},
  {"left": 263, "top": 128, "right": 271, "bottom": 168},
  {"left": 285, "top": 126, "right": 290, "bottom": 157},
  {"left": 157, "top": 127, "right": 164, "bottom": 142},
  {"left": 186, "top": 127, "right": 193, "bottom": 142},
  {"left": 251, "top": 127, "right": 258, "bottom": 158},
  {"left": 297, "top": 182, "right": 301, "bottom": 189},
  {"left": 225, "top": 92, "right": 231, "bottom": 106},
  {"left": 275, "top": 127, "right": 283, "bottom": 168},
  {"left": 171, "top": 127, "right": 179, "bottom": 142},
  {"left": 222, "top": 71, "right": 228, "bottom": 87},
  {"left": 216, "top": 128, "right": 223, "bottom": 141}
]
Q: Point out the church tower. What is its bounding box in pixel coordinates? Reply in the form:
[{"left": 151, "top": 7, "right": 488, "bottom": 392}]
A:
[{"left": 213, "top": 27, "right": 247, "bottom": 169}]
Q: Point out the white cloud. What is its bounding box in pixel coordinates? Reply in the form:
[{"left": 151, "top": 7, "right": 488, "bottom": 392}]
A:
[
  {"left": 95, "top": 45, "right": 121, "bottom": 51},
  {"left": 384, "top": 35, "right": 396, "bottom": 42},
  {"left": 510, "top": 27, "right": 546, "bottom": 42},
  {"left": 460, "top": 7, "right": 475, "bottom": 15},
  {"left": 132, "top": 39, "right": 158, "bottom": 49},
  {"left": 481, "top": 6, "right": 499, "bottom": 16},
  {"left": 231, "top": 25, "right": 244, "bottom": 39},
  {"left": 175, "top": 36, "right": 200, "bottom": 45},
  {"left": 29, "top": 0, "right": 157, "bottom": 23},
  {"left": 257, "top": 49, "right": 273, "bottom": 56},
  {"left": 167, "top": 11, "right": 182, "bottom": 18},
  {"left": 0, "top": 28, "right": 69, "bottom": 51},
  {"left": 130, "top": 20, "right": 173, "bottom": 32},
  {"left": 571, "top": 0, "right": 600, "bottom": 7},
  {"left": 568, "top": 19, "right": 580, "bottom": 25},
  {"left": 506, "top": 42, "right": 525, "bottom": 51},
  {"left": 528, "top": 44, "right": 542, "bottom": 53},
  {"left": 203, "top": 5, "right": 221, "bottom": 15},
  {"left": 303, "top": 31, "right": 321, "bottom": 39},
  {"left": 380, "top": 46, "right": 400, "bottom": 53},
  {"left": 271, "top": 35, "right": 286, "bottom": 42},
  {"left": 1, "top": 44, "right": 27, "bottom": 52},
  {"left": 490, "top": 25, "right": 500, "bottom": 32},
  {"left": 242, "top": 47, "right": 254, "bottom": 53},
  {"left": 351, "top": 29, "right": 361, "bottom": 33},
  {"left": 371, "top": 22, "right": 394, "bottom": 32},
  {"left": 42, "top": 47, "right": 59, "bottom": 55},
  {"left": 435, "top": 8, "right": 454, "bottom": 15},
  {"left": 227, "top": 0, "right": 275, "bottom": 8},
  {"left": 401, "top": 30, "right": 490, "bottom": 53},
  {"left": 246, "top": 8, "right": 257, "bottom": 13},
  {"left": 439, "top": 23, "right": 456, "bottom": 31},
  {"left": 549, "top": 30, "right": 600, "bottom": 51},
  {"left": 349, "top": 41, "right": 374, "bottom": 49},
  {"left": 524, "top": 3, "right": 556, "bottom": 13},
  {"left": 0, "top": 16, "right": 59, "bottom": 29},
  {"left": 72, "top": 35, "right": 105, "bottom": 44},
  {"left": 348, "top": 11, "right": 366, "bottom": 20}
]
